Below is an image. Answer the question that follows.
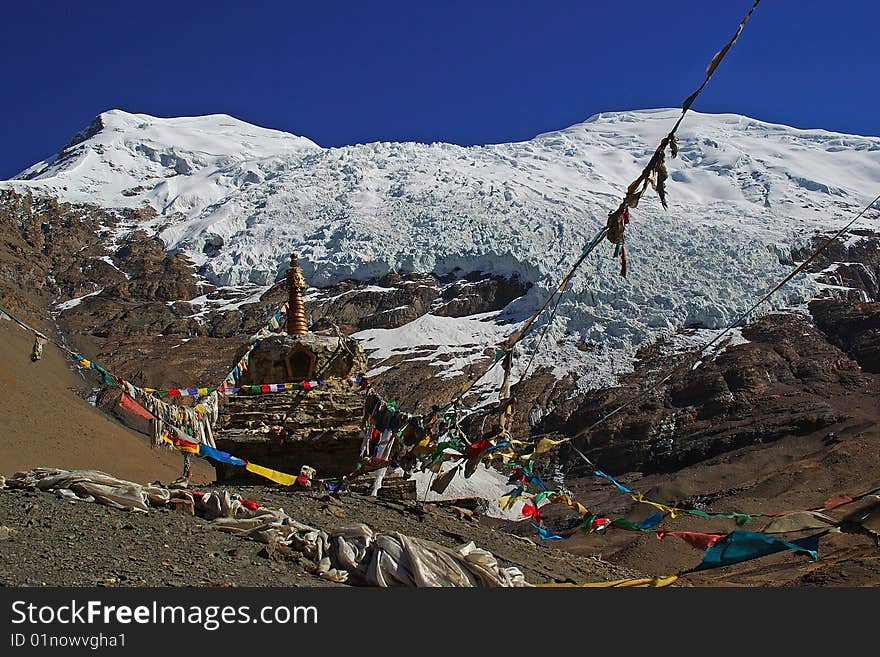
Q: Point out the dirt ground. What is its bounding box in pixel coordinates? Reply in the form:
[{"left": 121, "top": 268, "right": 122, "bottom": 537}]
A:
[{"left": 0, "top": 319, "right": 213, "bottom": 484}]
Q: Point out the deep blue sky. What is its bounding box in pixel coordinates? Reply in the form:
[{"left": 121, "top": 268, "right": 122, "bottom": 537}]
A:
[{"left": 1, "top": 1, "right": 877, "bottom": 179}]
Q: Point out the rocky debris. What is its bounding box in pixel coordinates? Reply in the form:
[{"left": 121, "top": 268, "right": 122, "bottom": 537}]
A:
[
  {"left": 810, "top": 298, "right": 880, "bottom": 373},
  {"left": 363, "top": 352, "right": 495, "bottom": 414},
  {"left": 0, "top": 189, "right": 219, "bottom": 385},
  {"left": 311, "top": 272, "right": 441, "bottom": 333},
  {"left": 292, "top": 270, "right": 530, "bottom": 334},
  {"left": 432, "top": 271, "right": 531, "bottom": 318},
  {"left": 0, "top": 191, "right": 160, "bottom": 312},
  {"left": 57, "top": 229, "right": 208, "bottom": 344},
  {"left": 107, "top": 231, "right": 205, "bottom": 302},
  {"left": 0, "top": 487, "right": 335, "bottom": 587},
  {"left": 0, "top": 191, "right": 114, "bottom": 321}
]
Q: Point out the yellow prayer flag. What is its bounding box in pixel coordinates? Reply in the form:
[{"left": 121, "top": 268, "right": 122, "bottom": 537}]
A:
[
  {"left": 631, "top": 493, "right": 679, "bottom": 518},
  {"left": 497, "top": 494, "right": 522, "bottom": 511},
  {"left": 537, "top": 575, "right": 678, "bottom": 588},
  {"left": 535, "top": 437, "right": 566, "bottom": 455},
  {"left": 198, "top": 387, "right": 208, "bottom": 396},
  {"left": 550, "top": 493, "right": 588, "bottom": 517},
  {"left": 245, "top": 462, "right": 297, "bottom": 486}
]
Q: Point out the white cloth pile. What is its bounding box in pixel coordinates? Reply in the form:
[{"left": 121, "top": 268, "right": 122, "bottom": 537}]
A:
[
  {"left": 213, "top": 513, "right": 530, "bottom": 587},
  {"left": 3, "top": 468, "right": 172, "bottom": 512}
]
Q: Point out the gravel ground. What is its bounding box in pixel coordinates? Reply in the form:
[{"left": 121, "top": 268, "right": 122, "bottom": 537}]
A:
[{"left": 0, "top": 483, "right": 640, "bottom": 587}]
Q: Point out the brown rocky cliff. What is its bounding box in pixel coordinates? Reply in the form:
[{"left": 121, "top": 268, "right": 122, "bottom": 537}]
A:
[
  {"left": 810, "top": 298, "right": 880, "bottom": 373},
  {"left": 536, "top": 309, "right": 875, "bottom": 476}
]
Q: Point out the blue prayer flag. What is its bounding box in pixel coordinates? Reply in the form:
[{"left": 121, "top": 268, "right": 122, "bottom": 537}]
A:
[
  {"left": 692, "top": 530, "right": 822, "bottom": 572},
  {"left": 593, "top": 470, "right": 634, "bottom": 494},
  {"left": 531, "top": 523, "right": 563, "bottom": 540}
]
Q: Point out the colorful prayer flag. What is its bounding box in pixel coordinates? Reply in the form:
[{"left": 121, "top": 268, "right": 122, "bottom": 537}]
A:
[
  {"left": 593, "top": 470, "right": 634, "bottom": 494},
  {"left": 245, "top": 462, "right": 297, "bottom": 486},
  {"left": 535, "top": 437, "right": 566, "bottom": 455},
  {"left": 657, "top": 530, "right": 726, "bottom": 551},
  {"left": 690, "top": 530, "right": 823, "bottom": 572},
  {"left": 199, "top": 443, "right": 246, "bottom": 467},
  {"left": 538, "top": 576, "right": 678, "bottom": 588},
  {"left": 531, "top": 523, "right": 563, "bottom": 540}
]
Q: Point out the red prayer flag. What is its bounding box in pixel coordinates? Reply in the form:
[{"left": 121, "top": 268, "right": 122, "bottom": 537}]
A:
[
  {"left": 591, "top": 517, "right": 612, "bottom": 532},
  {"left": 522, "top": 503, "right": 541, "bottom": 522},
  {"left": 117, "top": 393, "right": 154, "bottom": 420},
  {"left": 164, "top": 432, "right": 200, "bottom": 453},
  {"left": 657, "top": 530, "right": 726, "bottom": 551},
  {"left": 467, "top": 438, "right": 492, "bottom": 458}
]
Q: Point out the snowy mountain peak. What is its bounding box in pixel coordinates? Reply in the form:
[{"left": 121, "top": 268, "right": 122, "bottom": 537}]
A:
[{"left": 13, "top": 108, "right": 319, "bottom": 203}]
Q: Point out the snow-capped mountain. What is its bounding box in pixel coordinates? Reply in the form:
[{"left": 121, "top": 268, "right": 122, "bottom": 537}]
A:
[{"left": 4, "top": 108, "right": 879, "bottom": 393}]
